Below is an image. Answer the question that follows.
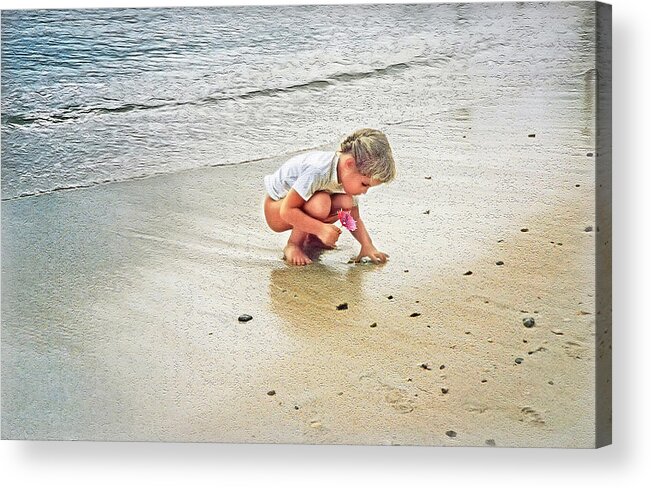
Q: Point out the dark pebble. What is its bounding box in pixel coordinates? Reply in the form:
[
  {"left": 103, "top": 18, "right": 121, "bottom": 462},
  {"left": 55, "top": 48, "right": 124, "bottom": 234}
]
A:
[
  {"left": 515, "top": 357, "right": 524, "bottom": 364},
  {"left": 441, "top": 388, "right": 449, "bottom": 394},
  {"left": 575, "top": 184, "right": 581, "bottom": 187},
  {"left": 463, "top": 271, "right": 473, "bottom": 276},
  {"left": 548, "top": 381, "right": 555, "bottom": 385},
  {"left": 496, "top": 261, "right": 504, "bottom": 266},
  {"left": 370, "top": 322, "right": 378, "bottom": 328},
  {"left": 446, "top": 430, "right": 457, "bottom": 438},
  {"left": 587, "top": 152, "right": 594, "bottom": 157},
  {"left": 528, "top": 134, "right": 536, "bottom": 138},
  {"left": 424, "top": 210, "right": 430, "bottom": 215},
  {"left": 485, "top": 439, "right": 496, "bottom": 447},
  {"left": 404, "top": 269, "right": 409, "bottom": 273},
  {"left": 440, "top": 365, "right": 445, "bottom": 370},
  {"left": 267, "top": 390, "right": 276, "bottom": 396},
  {"left": 481, "top": 379, "right": 488, "bottom": 383},
  {"left": 425, "top": 176, "right": 432, "bottom": 180},
  {"left": 410, "top": 312, "right": 421, "bottom": 318},
  {"left": 523, "top": 317, "right": 536, "bottom": 328},
  {"left": 585, "top": 226, "right": 593, "bottom": 232},
  {"left": 238, "top": 314, "right": 253, "bottom": 322},
  {"left": 294, "top": 405, "right": 299, "bottom": 410},
  {"left": 420, "top": 363, "right": 432, "bottom": 370},
  {"left": 463, "top": 135, "right": 467, "bottom": 138},
  {"left": 336, "top": 303, "right": 348, "bottom": 310},
  {"left": 497, "top": 239, "right": 505, "bottom": 243},
  {"left": 208, "top": 332, "right": 213, "bottom": 335},
  {"left": 521, "top": 228, "right": 529, "bottom": 232},
  {"left": 387, "top": 295, "right": 394, "bottom": 300}
]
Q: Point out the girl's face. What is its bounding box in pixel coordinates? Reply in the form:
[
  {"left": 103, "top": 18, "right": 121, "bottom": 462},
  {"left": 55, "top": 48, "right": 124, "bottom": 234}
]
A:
[{"left": 339, "top": 155, "right": 382, "bottom": 196}]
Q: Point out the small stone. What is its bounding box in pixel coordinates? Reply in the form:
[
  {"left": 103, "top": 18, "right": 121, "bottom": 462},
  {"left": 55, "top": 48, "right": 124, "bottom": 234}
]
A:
[
  {"left": 238, "top": 314, "right": 253, "bottom": 322},
  {"left": 548, "top": 381, "right": 554, "bottom": 385},
  {"left": 208, "top": 332, "right": 213, "bottom": 335},
  {"left": 587, "top": 152, "right": 594, "bottom": 157},
  {"left": 294, "top": 405, "right": 299, "bottom": 410},
  {"left": 497, "top": 239, "right": 504, "bottom": 243},
  {"left": 528, "top": 133, "right": 536, "bottom": 138},
  {"left": 267, "top": 390, "right": 276, "bottom": 396},
  {"left": 336, "top": 303, "right": 348, "bottom": 310},
  {"left": 523, "top": 317, "right": 536, "bottom": 328},
  {"left": 370, "top": 322, "right": 377, "bottom": 328},
  {"left": 441, "top": 388, "right": 449, "bottom": 394},
  {"left": 410, "top": 312, "right": 421, "bottom": 318},
  {"left": 387, "top": 295, "right": 394, "bottom": 300},
  {"left": 485, "top": 439, "right": 496, "bottom": 446},
  {"left": 551, "top": 329, "right": 564, "bottom": 335},
  {"left": 424, "top": 210, "right": 430, "bottom": 215},
  {"left": 496, "top": 261, "right": 504, "bottom": 266},
  {"left": 446, "top": 430, "right": 457, "bottom": 438},
  {"left": 515, "top": 357, "right": 524, "bottom": 364},
  {"left": 404, "top": 269, "right": 409, "bottom": 273},
  {"left": 584, "top": 226, "right": 593, "bottom": 232},
  {"left": 463, "top": 271, "right": 473, "bottom": 276},
  {"left": 521, "top": 228, "right": 529, "bottom": 232},
  {"left": 420, "top": 363, "right": 432, "bottom": 370},
  {"left": 575, "top": 184, "right": 581, "bottom": 187},
  {"left": 481, "top": 379, "right": 488, "bottom": 383},
  {"left": 440, "top": 365, "right": 445, "bottom": 370},
  {"left": 425, "top": 176, "right": 432, "bottom": 180}
]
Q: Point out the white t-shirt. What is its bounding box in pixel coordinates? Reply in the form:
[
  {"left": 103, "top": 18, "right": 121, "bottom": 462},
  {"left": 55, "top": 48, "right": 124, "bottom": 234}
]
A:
[{"left": 264, "top": 151, "right": 346, "bottom": 202}]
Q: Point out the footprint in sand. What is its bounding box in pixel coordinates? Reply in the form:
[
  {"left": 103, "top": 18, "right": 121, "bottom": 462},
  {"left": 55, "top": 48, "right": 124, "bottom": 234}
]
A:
[
  {"left": 465, "top": 403, "right": 488, "bottom": 414},
  {"left": 563, "top": 340, "right": 588, "bottom": 359},
  {"left": 384, "top": 388, "right": 415, "bottom": 414},
  {"left": 520, "top": 406, "right": 545, "bottom": 425},
  {"left": 359, "top": 373, "right": 415, "bottom": 414}
]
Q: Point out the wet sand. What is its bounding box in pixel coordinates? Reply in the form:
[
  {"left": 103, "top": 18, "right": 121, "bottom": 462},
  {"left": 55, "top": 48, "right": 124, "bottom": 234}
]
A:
[{"left": 1, "top": 123, "right": 599, "bottom": 446}]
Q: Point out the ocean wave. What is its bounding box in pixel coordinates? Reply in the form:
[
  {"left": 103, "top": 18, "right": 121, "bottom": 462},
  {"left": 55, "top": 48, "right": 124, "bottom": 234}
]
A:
[{"left": 2, "top": 59, "right": 423, "bottom": 128}]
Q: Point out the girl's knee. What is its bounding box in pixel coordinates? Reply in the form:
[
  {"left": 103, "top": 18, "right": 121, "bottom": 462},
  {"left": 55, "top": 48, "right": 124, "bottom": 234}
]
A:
[
  {"left": 303, "top": 192, "right": 331, "bottom": 220},
  {"left": 331, "top": 193, "right": 354, "bottom": 211}
]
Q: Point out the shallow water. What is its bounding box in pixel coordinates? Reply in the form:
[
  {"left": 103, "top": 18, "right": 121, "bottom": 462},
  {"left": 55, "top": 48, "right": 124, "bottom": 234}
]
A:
[{"left": 2, "top": 2, "right": 594, "bottom": 200}]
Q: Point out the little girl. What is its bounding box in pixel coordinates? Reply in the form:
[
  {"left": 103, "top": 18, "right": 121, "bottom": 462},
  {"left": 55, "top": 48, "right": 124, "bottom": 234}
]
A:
[{"left": 263, "top": 128, "right": 396, "bottom": 266}]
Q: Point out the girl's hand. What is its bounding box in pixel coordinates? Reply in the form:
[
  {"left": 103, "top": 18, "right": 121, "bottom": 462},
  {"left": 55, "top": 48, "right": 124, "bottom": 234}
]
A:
[
  {"left": 317, "top": 224, "right": 342, "bottom": 248},
  {"left": 353, "top": 245, "right": 389, "bottom": 264}
]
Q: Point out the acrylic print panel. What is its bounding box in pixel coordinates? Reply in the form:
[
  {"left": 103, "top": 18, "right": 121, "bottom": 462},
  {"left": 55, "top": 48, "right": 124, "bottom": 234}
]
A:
[{"left": 1, "top": 2, "right": 611, "bottom": 446}]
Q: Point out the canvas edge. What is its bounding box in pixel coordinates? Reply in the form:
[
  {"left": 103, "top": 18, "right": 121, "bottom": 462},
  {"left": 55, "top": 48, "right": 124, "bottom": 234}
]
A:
[{"left": 594, "top": 0, "right": 612, "bottom": 449}]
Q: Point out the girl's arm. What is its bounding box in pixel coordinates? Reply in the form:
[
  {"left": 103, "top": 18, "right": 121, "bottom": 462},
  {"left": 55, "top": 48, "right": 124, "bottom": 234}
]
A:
[{"left": 349, "top": 206, "right": 389, "bottom": 263}]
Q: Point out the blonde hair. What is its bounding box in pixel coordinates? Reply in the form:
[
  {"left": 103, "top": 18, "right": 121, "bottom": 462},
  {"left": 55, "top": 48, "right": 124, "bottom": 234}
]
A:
[{"left": 338, "top": 128, "right": 396, "bottom": 183}]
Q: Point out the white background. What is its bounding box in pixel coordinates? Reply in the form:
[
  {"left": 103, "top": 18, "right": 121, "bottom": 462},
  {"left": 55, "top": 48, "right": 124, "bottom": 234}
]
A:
[{"left": 1, "top": 0, "right": 649, "bottom": 486}]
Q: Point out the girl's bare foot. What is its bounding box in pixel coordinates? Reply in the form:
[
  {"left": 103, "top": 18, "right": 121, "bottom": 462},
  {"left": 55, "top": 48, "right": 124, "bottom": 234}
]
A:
[
  {"left": 283, "top": 243, "right": 313, "bottom": 266},
  {"left": 303, "top": 233, "right": 332, "bottom": 250}
]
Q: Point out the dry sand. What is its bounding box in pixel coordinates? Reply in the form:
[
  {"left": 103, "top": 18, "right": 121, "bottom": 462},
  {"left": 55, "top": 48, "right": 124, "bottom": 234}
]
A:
[{"left": 1, "top": 127, "right": 601, "bottom": 447}]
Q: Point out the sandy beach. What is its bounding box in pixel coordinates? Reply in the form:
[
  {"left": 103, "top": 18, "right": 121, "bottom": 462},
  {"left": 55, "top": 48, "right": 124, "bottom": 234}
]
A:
[{"left": 2, "top": 94, "right": 603, "bottom": 445}]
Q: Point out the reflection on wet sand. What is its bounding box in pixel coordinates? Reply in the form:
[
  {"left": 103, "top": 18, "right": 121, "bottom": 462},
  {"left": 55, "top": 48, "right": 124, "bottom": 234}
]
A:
[{"left": 268, "top": 257, "right": 385, "bottom": 338}]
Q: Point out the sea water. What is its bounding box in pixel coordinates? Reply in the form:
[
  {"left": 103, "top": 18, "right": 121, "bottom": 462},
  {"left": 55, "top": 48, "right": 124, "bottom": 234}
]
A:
[{"left": 1, "top": 3, "right": 594, "bottom": 200}]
